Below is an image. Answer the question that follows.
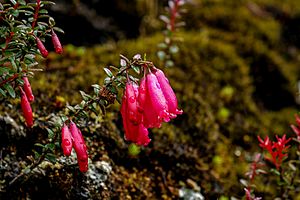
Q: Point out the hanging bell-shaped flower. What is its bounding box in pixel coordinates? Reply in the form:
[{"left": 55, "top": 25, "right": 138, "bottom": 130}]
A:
[
  {"left": 22, "top": 76, "right": 34, "bottom": 102},
  {"left": 69, "top": 121, "right": 88, "bottom": 172},
  {"left": 153, "top": 68, "right": 183, "bottom": 118},
  {"left": 20, "top": 88, "right": 33, "bottom": 128},
  {"left": 36, "top": 37, "right": 48, "bottom": 58},
  {"left": 51, "top": 29, "right": 63, "bottom": 54},
  {"left": 146, "top": 73, "right": 170, "bottom": 123}
]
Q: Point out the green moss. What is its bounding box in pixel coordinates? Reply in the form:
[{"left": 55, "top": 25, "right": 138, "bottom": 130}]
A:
[{"left": 5, "top": 0, "right": 298, "bottom": 198}]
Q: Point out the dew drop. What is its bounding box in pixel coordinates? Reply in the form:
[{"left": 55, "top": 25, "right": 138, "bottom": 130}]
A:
[
  {"left": 129, "top": 96, "right": 136, "bottom": 103},
  {"left": 64, "top": 139, "right": 71, "bottom": 146}
]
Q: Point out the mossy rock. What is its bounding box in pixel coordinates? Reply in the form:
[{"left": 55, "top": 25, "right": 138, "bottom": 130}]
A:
[{"left": 1, "top": 0, "right": 300, "bottom": 199}]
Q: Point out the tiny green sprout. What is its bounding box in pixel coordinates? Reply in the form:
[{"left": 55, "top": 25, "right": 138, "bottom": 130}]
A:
[
  {"left": 128, "top": 143, "right": 141, "bottom": 156},
  {"left": 217, "top": 107, "right": 231, "bottom": 122},
  {"left": 220, "top": 85, "right": 235, "bottom": 102}
]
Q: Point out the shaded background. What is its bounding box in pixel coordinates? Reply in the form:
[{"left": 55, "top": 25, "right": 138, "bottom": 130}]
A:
[{"left": 1, "top": 0, "right": 300, "bottom": 199}]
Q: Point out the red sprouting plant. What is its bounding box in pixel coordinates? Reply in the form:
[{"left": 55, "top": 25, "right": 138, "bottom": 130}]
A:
[
  {"left": 290, "top": 114, "right": 300, "bottom": 141},
  {"left": 51, "top": 29, "right": 63, "bottom": 54},
  {"left": 20, "top": 87, "right": 33, "bottom": 128},
  {"left": 257, "top": 134, "right": 291, "bottom": 169},
  {"left": 22, "top": 76, "right": 34, "bottom": 102},
  {"left": 169, "top": 0, "right": 184, "bottom": 32},
  {"left": 244, "top": 188, "right": 262, "bottom": 200},
  {"left": 61, "top": 124, "right": 73, "bottom": 157},
  {"left": 244, "top": 153, "right": 265, "bottom": 200},
  {"left": 245, "top": 153, "right": 264, "bottom": 182},
  {"left": 35, "top": 37, "right": 48, "bottom": 58},
  {"left": 69, "top": 121, "right": 88, "bottom": 172}
]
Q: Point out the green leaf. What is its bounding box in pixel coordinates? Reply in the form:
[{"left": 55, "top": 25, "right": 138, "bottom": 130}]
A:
[
  {"left": 0, "top": 67, "right": 10, "bottom": 75},
  {"left": 45, "top": 143, "right": 55, "bottom": 151},
  {"left": 45, "top": 153, "right": 56, "bottom": 163},
  {"left": 66, "top": 105, "right": 76, "bottom": 113},
  {"left": 79, "top": 90, "right": 92, "bottom": 101},
  {"left": 3, "top": 84, "right": 15, "bottom": 98},
  {"left": 9, "top": 0, "right": 17, "bottom": 5},
  {"left": 46, "top": 128, "right": 55, "bottom": 139},
  {"left": 89, "top": 102, "right": 98, "bottom": 115},
  {"left": 34, "top": 143, "right": 45, "bottom": 148},
  {"left": 270, "top": 168, "right": 280, "bottom": 176},
  {"left": 10, "top": 58, "right": 17, "bottom": 71},
  {"left": 18, "top": 5, "right": 34, "bottom": 10},
  {"left": 41, "top": 1, "right": 56, "bottom": 6},
  {"left": 157, "top": 51, "right": 166, "bottom": 61},
  {"left": 131, "top": 65, "right": 140, "bottom": 74},
  {"left": 18, "top": 0, "right": 26, "bottom": 5},
  {"left": 92, "top": 84, "right": 100, "bottom": 95},
  {"left": 53, "top": 26, "right": 64, "bottom": 34},
  {"left": 0, "top": 88, "right": 7, "bottom": 97},
  {"left": 169, "top": 45, "right": 179, "bottom": 54},
  {"left": 103, "top": 67, "right": 113, "bottom": 77},
  {"left": 38, "top": 9, "right": 48, "bottom": 14}
]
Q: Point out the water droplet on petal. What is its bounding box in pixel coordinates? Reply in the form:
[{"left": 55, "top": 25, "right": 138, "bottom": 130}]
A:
[
  {"left": 129, "top": 96, "right": 136, "bottom": 103},
  {"left": 64, "top": 139, "right": 71, "bottom": 146}
]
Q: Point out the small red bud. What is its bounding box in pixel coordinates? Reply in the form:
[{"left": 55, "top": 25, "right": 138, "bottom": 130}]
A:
[
  {"left": 22, "top": 76, "right": 34, "bottom": 102},
  {"left": 61, "top": 124, "right": 73, "bottom": 156},
  {"left": 51, "top": 30, "right": 63, "bottom": 54},
  {"left": 20, "top": 88, "right": 33, "bottom": 127},
  {"left": 36, "top": 37, "right": 48, "bottom": 58}
]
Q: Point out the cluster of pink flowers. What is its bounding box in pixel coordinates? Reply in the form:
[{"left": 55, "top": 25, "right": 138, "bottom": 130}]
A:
[
  {"left": 61, "top": 121, "right": 88, "bottom": 172},
  {"left": 121, "top": 67, "right": 183, "bottom": 146},
  {"left": 290, "top": 114, "right": 300, "bottom": 141},
  {"left": 36, "top": 29, "right": 63, "bottom": 58},
  {"left": 257, "top": 134, "right": 291, "bottom": 169},
  {"left": 19, "top": 76, "right": 34, "bottom": 128}
]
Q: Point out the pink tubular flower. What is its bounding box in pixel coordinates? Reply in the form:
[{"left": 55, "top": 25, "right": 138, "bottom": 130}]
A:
[
  {"left": 69, "top": 121, "right": 88, "bottom": 172},
  {"left": 140, "top": 77, "right": 162, "bottom": 128},
  {"left": 51, "top": 30, "right": 63, "bottom": 54},
  {"left": 153, "top": 68, "right": 183, "bottom": 118},
  {"left": 125, "top": 82, "right": 141, "bottom": 124},
  {"left": 20, "top": 87, "right": 33, "bottom": 128},
  {"left": 120, "top": 66, "right": 182, "bottom": 146},
  {"left": 120, "top": 81, "right": 151, "bottom": 146},
  {"left": 61, "top": 123, "right": 73, "bottom": 156},
  {"left": 258, "top": 134, "right": 291, "bottom": 169},
  {"left": 36, "top": 37, "right": 48, "bottom": 58},
  {"left": 22, "top": 76, "right": 34, "bottom": 102},
  {"left": 146, "top": 73, "right": 170, "bottom": 123}
]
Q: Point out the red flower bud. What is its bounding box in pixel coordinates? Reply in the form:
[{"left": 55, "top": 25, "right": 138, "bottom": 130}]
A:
[
  {"left": 61, "top": 123, "right": 73, "bottom": 156},
  {"left": 20, "top": 88, "right": 33, "bottom": 127},
  {"left": 69, "top": 121, "right": 88, "bottom": 172},
  {"left": 51, "top": 30, "right": 63, "bottom": 54},
  {"left": 22, "top": 76, "right": 34, "bottom": 102},
  {"left": 36, "top": 37, "right": 48, "bottom": 58}
]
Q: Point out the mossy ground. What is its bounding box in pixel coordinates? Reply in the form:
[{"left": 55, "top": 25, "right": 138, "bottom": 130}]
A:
[{"left": 1, "top": 0, "right": 300, "bottom": 199}]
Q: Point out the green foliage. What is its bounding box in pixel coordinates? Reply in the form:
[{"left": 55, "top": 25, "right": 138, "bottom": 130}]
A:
[{"left": 0, "top": 0, "right": 61, "bottom": 98}]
